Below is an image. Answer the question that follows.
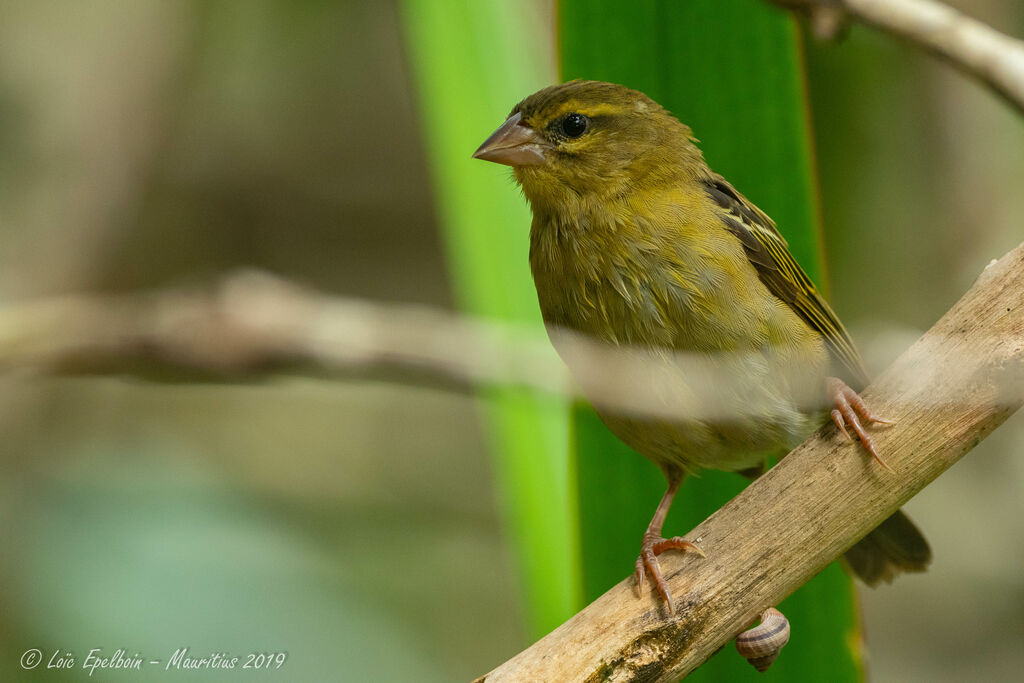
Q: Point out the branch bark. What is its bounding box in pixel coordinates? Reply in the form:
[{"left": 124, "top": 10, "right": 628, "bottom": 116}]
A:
[
  {"left": 474, "top": 243, "right": 1024, "bottom": 682},
  {"left": 772, "top": 0, "right": 1024, "bottom": 116}
]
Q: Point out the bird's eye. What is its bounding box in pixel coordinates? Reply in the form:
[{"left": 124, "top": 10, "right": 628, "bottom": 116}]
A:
[{"left": 560, "top": 113, "right": 589, "bottom": 138}]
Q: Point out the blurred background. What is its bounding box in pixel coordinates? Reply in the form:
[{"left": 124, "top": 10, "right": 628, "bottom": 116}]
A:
[{"left": 0, "top": 1, "right": 1021, "bottom": 681}]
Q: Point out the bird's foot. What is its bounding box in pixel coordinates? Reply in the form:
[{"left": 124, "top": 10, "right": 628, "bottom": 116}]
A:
[
  {"left": 827, "top": 377, "right": 893, "bottom": 471},
  {"left": 634, "top": 531, "right": 704, "bottom": 615}
]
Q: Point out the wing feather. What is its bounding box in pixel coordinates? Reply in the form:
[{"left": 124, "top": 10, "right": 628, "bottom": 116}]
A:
[{"left": 704, "top": 175, "right": 869, "bottom": 388}]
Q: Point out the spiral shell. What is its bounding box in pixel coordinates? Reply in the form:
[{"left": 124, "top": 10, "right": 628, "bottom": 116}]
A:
[{"left": 735, "top": 607, "right": 790, "bottom": 672}]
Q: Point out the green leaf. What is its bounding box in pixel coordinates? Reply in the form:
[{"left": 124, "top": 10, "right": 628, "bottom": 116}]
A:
[
  {"left": 560, "top": 0, "right": 862, "bottom": 679},
  {"left": 398, "top": 0, "right": 580, "bottom": 639}
]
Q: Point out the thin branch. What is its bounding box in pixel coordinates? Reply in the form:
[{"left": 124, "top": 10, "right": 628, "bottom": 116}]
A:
[
  {"left": 2, "top": 270, "right": 978, "bottom": 426},
  {"left": 773, "top": 0, "right": 1024, "bottom": 115},
  {"left": 0, "top": 270, "right": 564, "bottom": 390},
  {"left": 475, "top": 242, "right": 1024, "bottom": 682}
]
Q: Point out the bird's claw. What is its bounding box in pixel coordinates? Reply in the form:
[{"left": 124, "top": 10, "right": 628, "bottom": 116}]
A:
[
  {"left": 828, "top": 378, "right": 893, "bottom": 471},
  {"left": 634, "top": 533, "right": 703, "bottom": 615}
]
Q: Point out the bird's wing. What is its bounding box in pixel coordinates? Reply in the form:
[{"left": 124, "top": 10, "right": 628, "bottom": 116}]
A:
[{"left": 703, "top": 174, "right": 870, "bottom": 388}]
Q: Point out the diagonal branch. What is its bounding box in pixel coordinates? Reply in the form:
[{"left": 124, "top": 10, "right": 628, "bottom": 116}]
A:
[
  {"left": 474, "top": 242, "right": 1024, "bottom": 682},
  {"left": 772, "top": 0, "right": 1024, "bottom": 116}
]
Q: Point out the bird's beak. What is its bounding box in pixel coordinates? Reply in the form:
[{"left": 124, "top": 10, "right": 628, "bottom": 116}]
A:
[{"left": 472, "top": 112, "right": 547, "bottom": 167}]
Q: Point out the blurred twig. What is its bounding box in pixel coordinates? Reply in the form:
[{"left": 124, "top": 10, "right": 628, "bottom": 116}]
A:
[
  {"left": 772, "top": 0, "right": 1024, "bottom": 115},
  {"left": 0, "top": 269, "right": 568, "bottom": 390},
  {"left": 0, "top": 262, "right": 1021, "bottom": 422},
  {"left": 474, "top": 244, "right": 1024, "bottom": 681}
]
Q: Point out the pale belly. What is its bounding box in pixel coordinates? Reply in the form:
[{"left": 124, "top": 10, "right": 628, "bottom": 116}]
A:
[
  {"left": 553, "top": 336, "right": 823, "bottom": 473},
  {"left": 598, "top": 406, "right": 818, "bottom": 474}
]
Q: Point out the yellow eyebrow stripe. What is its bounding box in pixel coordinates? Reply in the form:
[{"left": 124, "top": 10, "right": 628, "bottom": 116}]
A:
[{"left": 547, "top": 101, "right": 629, "bottom": 120}]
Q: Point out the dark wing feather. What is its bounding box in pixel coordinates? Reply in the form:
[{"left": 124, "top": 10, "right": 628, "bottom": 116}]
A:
[{"left": 703, "top": 174, "right": 869, "bottom": 388}]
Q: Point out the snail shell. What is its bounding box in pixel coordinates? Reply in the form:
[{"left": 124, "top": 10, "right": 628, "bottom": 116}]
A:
[{"left": 735, "top": 607, "right": 790, "bottom": 672}]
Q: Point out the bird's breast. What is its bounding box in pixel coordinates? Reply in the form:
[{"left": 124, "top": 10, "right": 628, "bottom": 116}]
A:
[{"left": 529, "top": 206, "right": 763, "bottom": 349}]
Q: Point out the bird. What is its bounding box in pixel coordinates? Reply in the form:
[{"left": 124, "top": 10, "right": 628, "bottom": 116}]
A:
[{"left": 473, "top": 80, "right": 931, "bottom": 613}]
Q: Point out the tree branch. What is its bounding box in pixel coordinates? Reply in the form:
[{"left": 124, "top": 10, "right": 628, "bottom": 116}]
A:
[
  {"left": 772, "top": 0, "right": 1024, "bottom": 116},
  {"left": 474, "top": 243, "right": 1024, "bottom": 682},
  {"left": 0, "top": 270, "right": 927, "bottom": 426},
  {"left": 0, "top": 270, "right": 568, "bottom": 391}
]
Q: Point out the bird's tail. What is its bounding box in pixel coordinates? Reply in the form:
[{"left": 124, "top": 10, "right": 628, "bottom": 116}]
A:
[{"left": 843, "top": 509, "right": 931, "bottom": 586}]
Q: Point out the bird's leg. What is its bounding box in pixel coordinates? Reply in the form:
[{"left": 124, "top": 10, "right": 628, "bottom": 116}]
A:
[
  {"left": 634, "top": 470, "right": 704, "bottom": 615},
  {"left": 827, "top": 377, "right": 893, "bottom": 471}
]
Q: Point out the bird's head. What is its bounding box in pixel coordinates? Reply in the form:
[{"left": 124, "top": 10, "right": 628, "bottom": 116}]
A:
[{"left": 473, "top": 80, "right": 704, "bottom": 209}]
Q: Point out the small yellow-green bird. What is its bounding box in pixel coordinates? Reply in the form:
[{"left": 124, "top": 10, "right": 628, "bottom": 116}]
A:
[{"left": 474, "top": 80, "right": 930, "bottom": 613}]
